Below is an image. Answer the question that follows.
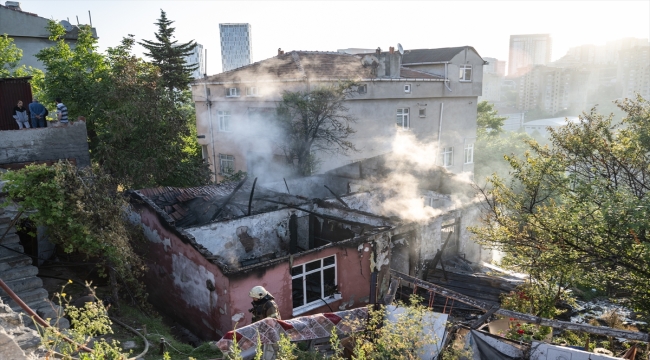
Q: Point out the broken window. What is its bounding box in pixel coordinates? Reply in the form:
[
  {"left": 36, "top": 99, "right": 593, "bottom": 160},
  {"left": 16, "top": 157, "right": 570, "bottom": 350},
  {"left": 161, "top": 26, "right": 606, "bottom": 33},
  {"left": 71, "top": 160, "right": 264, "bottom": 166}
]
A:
[
  {"left": 396, "top": 108, "right": 409, "bottom": 129},
  {"left": 219, "top": 154, "right": 235, "bottom": 175},
  {"left": 464, "top": 143, "right": 474, "bottom": 164},
  {"left": 441, "top": 147, "right": 453, "bottom": 167},
  {"left": 459, "top": 65, "right": 472, "bottom": 82},
  {"left": 291, "top": 255, "right": 337, "bottom": 310}
]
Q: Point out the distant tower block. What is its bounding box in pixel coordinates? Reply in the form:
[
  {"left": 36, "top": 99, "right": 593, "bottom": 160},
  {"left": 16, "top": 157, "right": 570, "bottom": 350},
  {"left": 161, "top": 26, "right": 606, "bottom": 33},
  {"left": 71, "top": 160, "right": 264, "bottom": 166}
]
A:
[
  {"left": 508, "top": 34, "right": 552, "bottom": 76},
  {"left": 219, "top": 23, "right": 253, "bottom": 72}
]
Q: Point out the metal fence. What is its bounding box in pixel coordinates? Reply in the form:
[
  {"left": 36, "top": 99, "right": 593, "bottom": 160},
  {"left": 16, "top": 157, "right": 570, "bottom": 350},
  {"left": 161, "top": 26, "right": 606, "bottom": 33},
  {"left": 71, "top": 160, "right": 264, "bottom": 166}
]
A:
[{"left": 0, "top": 77, "right": 33, "bottom": 131}]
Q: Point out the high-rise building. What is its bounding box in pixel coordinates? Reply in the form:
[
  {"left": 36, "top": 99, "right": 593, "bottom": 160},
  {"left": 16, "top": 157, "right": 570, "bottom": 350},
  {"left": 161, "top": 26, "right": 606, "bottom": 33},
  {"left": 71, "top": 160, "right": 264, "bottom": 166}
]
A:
[
  {"left": 183, "top": 43, "right": 204, "bottom": 79},
  {"left": 508, "top": 34, "right": 552, "bottom": 76},
  {"left": 483, "top": 57, "right": 506, "bottom": 77},
  {"left": 219, "top": 23, "right": 252, "bottom": 72},
  {"left": 618, "top": 45, "right": 650, "bottom": 99}
]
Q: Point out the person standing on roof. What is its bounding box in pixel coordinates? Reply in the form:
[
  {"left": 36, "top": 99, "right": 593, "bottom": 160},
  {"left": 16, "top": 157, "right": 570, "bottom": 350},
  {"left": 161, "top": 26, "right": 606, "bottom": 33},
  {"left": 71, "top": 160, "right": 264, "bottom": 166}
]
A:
[
  {"left": 55, "top": 97, "right": 69, "bottom": 125},
  {"left": 248, "top": 286, "right": 281, "bottom": 322}
]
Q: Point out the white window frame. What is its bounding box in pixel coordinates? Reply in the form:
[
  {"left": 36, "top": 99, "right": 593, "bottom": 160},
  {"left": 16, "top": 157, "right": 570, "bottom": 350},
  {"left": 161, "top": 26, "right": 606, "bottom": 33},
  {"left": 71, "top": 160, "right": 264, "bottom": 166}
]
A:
[
  {"left": 291, "top": 255, "right": 339, "bottom": 316},
  {"left": 459, "top": 65, "right": 472, "bottom": 82},
  {"left": 464, "top": 143, "right": 474, "bottom": 164},
  {"left": 404, "top": 84, "right": 412, "bottom": 93},
  {"left": 246, "top": 86, "right": 259, "bottom": 96},
  {"left": 227, "top": 87, "right": 240, "bottom": 97},
  {"left": 219, "top": 154, "right": 235, "bottom": 175},
  {"left": 441, "top": 147, "right": 454, "bottom": 167},
  {"left": 396, "top": 108, "right": 410, "bottom": 129},
  {"left": 218, "top": 111, "right": 231, "bottom": 132}
]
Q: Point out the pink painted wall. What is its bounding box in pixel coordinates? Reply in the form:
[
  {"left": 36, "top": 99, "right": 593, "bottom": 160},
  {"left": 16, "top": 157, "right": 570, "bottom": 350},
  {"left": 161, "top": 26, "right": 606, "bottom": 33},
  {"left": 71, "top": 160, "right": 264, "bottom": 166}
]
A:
[
  {"left": 228, "top": 243, "right": 373, "bottom": 328},
  {"left": 133, "top": 202, "right": 232, "bottom": 339}
]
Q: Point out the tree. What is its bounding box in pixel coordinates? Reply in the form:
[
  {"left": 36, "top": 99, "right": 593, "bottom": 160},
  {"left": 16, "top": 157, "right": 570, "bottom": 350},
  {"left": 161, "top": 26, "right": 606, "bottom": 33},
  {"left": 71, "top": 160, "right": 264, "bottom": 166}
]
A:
[
  {"left": 0, "top": 34, "right": 45, "bottom": 95},
  {"left": 474, "top": 101, "right": 532, "bottom": 182},
  {"left": 471, "top": 96, "right": 650, "bottom": 313},
  {"left": 275, "top": 81, "right": 359, "bottom": 176},
  {"left": 36, "top": 21, "right": 209, "bottom": 189},
  {"left": 139, "top": 9, "right": 198, "bottom": 91}
]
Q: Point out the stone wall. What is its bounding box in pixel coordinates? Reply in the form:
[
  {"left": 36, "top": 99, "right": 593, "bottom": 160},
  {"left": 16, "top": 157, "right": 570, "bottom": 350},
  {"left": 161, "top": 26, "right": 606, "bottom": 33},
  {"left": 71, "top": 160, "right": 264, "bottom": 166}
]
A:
[
  {"left": 0, "top": 122, "right": 90, "bottom": 168},
  {"left": 0, "top": 299, "right": 44, "bottom": 360}
]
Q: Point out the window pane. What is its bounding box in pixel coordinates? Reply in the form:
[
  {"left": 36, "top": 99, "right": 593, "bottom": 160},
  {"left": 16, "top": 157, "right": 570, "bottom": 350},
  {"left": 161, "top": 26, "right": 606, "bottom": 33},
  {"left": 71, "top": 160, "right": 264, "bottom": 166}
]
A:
[
  {"left": 465, "top": 68, "right": 472, "bottom": 80},
  {"left": 306, "top": 260, "right": 321, "bottom": 272},
  {"left": 397, "top": 109, "right": 403, "bottom": 115},
  {"left": 323, "top": 256, "right": 335, "bottom": 266},
  {"left": 306, "top": 272, "right": 322, "bottom": 304},
  {"left": 292, "top": 278, "right": 304, "bottom": 308},
  {"left": 291, "top": 265, "right": 303, "bottom": 276},
  {"left": 323, "top": 268, "right": 336, "bottom": 296},
  {"left": 404, "top": 109, "right": 409, "bottom": 114}
]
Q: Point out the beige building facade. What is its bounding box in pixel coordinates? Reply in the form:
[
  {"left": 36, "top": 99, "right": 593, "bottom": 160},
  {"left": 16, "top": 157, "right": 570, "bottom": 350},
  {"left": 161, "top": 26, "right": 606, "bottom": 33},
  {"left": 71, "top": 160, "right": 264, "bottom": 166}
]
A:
[{"left": 192, "top": 46, "right": 485, "bottom": 182}]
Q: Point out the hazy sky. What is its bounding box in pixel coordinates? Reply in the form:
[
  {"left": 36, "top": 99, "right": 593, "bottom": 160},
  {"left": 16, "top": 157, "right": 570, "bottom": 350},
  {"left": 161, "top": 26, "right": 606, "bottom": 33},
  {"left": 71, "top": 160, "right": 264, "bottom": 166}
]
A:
[{"left": 22, "top": 1, "right": 650, "bottom": 74}]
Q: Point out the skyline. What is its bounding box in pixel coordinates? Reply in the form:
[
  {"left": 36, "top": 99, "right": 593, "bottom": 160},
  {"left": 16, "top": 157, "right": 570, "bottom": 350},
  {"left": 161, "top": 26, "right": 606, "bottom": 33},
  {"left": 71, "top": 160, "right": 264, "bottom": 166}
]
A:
[{"left": 17, "top": 1, "right": 650, "bottom": 75}]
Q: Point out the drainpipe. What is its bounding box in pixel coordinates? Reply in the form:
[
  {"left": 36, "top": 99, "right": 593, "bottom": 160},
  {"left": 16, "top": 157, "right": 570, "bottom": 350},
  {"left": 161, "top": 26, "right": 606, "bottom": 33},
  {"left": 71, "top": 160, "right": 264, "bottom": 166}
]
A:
[
  {"left": 444, "top": 63, "right": 452, "bottom": 92},
  {"left": 437, "top": 102, "right": 444, "bottom": 165},
  {"left": 204, "top": 83, "right": 217, "bottom": 183}
]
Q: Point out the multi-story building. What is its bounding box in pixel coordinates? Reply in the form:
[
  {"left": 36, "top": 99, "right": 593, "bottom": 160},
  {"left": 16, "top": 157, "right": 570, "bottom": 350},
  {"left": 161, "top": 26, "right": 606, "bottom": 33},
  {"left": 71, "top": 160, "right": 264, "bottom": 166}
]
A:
[
  {"left": 183, "top": 43, "right": 204, "bottom": 79},
  {"left": 508, "top": 34, "right": 552, "bottom": 77},
  {"left": 0, "top": 2, "right": 98, "bottom": 71},
  {"left": 219, "top": 23, "right": 252, "bottom": 72},
  {"left": 480, "top": 57, "right": 506, "bottom": 102},
  {"left": 517, "top": 65, "right": 589, "bottom": 116},
  {"left": 483, "top": 57, "right": 506, "bottom": 77},
  {"left": 192, "top": 46, "right": 485, "bottom": 182},
  {"left": 618, "top": 46, "right": 650, "bottom": 99}
]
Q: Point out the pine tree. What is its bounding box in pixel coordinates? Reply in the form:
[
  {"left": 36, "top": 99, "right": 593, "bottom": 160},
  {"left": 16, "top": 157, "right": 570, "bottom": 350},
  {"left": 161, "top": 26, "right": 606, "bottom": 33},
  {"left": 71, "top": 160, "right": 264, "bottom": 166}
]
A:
[{"left": 139, "top": 9, "right": 198, "bottom": 91}]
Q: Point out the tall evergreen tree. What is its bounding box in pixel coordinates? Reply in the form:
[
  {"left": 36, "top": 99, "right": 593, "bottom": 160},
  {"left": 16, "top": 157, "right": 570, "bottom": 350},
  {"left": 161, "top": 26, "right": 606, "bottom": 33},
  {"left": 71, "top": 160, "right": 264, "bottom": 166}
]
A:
[{"left": 139, "top": 9, "right": 198, "bottom": 91}]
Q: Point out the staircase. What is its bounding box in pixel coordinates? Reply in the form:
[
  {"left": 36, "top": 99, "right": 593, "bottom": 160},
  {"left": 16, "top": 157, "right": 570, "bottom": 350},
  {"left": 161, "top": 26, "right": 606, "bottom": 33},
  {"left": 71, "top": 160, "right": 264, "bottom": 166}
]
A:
[{"left": 0, "top": 206, "right": 69, "bottom": 330}]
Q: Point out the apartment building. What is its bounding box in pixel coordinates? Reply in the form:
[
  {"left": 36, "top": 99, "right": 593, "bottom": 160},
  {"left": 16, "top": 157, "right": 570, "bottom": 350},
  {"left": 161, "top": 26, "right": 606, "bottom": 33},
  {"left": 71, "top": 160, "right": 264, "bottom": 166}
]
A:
[
  {"left": 192, "top": 46, "right": 485, "bottom": 182},
  {"left": 508, "top": 34, "right": 552, "bottom": 77},
  {"left": 618, "top": 46, "right": 650, "bottom": 99},
  {"left": 184, "top": 43, "right": 204, "bottom": 79},
  {"left": 219, "top": 23, "right": 252, "bottom": 72}
]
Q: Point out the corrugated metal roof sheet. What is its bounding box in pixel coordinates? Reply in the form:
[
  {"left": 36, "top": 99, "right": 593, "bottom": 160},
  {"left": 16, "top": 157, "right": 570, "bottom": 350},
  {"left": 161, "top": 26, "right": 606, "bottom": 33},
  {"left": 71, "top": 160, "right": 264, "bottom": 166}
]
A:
[{"left": 402, "top": 46, "right": 479, "bottom": 64}]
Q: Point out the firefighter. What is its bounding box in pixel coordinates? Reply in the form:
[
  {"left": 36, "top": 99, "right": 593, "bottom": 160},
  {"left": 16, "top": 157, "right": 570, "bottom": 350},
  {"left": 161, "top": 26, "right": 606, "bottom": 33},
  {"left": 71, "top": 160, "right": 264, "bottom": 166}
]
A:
[{"left": 248, "top": 286, "right": 281, "bottom": 322}]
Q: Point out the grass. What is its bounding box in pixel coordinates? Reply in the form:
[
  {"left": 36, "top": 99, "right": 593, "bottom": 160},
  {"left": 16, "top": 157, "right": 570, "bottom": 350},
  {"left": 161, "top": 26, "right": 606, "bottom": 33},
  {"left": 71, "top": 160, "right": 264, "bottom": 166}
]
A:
[{"left": 110, "top": 304, "right": 220, "bottom": 360}]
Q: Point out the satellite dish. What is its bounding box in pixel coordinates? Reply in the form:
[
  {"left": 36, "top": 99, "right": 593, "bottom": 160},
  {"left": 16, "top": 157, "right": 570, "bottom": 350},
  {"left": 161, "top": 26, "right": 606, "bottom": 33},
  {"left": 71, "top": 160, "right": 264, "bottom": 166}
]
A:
[
  {"left": 59, "top": 20, "right": 73, "bottom": 32},
  {"left": 397, "top": 43, "right": 404, "bottom": 55}
]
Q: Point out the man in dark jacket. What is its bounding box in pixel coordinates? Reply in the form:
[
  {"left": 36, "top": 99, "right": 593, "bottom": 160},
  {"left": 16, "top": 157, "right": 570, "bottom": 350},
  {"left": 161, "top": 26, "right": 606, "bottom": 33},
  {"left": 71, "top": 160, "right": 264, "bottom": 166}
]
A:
[
  {"left": 248, "top": 286, "right": 281, "bottom": 322},
  {"left": 28, "top": 98, "right": 46, "bottom": 128}
]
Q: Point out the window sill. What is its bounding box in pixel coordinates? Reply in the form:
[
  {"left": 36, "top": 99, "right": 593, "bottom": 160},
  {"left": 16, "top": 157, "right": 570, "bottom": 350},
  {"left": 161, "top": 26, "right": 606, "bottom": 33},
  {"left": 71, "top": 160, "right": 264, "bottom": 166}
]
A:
[{"left": 292, "top": 293, "right": 342, "bottom": 316}]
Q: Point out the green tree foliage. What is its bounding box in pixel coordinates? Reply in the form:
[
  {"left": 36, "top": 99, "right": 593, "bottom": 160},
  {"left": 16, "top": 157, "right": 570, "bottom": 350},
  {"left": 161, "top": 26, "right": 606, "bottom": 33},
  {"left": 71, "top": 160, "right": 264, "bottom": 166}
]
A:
[
  {"left": 474, "top": 101, "right": 533, "bottom": 182},
  {"left": 139, "top": 9, "right": 198, "bottom": 91},
  {"left": 1, "top": 162, "right": 147, "bottom": 305},
  {"left": 35, "top": 21, "right": 209, "bottom": 189},
  {"left": 275, "top": 81, "right": 359, "bottom": 176},
  {"left": 471, "top": 96, "right": 650, "bottom": 313},
  {"left": 0, "top": 34, "right": 45, "bottom": 96}
]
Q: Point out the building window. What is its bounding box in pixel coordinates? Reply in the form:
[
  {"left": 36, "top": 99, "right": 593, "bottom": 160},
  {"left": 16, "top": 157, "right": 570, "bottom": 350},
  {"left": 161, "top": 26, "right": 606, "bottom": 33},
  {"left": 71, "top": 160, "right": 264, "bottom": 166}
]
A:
[
  {"left": 459, "top": 65, "right": 472, "bottom": 82},
  {"left": 201, "top": 145, "right": 208, "bottom": 160},
  {"left": 219, "top": 154, "right": 235, "bottom": 175},
  {"left": 404, "top": 84, "right": 411, "bottom": 93},
  {"left": 227, "top": 87, "right": 240, "bottom": 97},
  {"left": 246, "top": 87, "right": 258, "bottom": 96},
  {"left": 218, "top": 111, "right": 231, "bottom": 131},
  {"left": 292, "top": 255, "right": 337, "bottom": 311},
  {"left": 464, "top": 143, "right": 474, "bottom": 164},
  {"left": 441, "top": 147, "right": 453, "bottom": 167},
  {"left": 396, "top": 108, "right": 410, "bottom": 129},
  {"left": 419, "top": 108, "right": 426, "bottom": 118},
  {"left": 358, "top": 84, "right": 367, "bottom": 94}
]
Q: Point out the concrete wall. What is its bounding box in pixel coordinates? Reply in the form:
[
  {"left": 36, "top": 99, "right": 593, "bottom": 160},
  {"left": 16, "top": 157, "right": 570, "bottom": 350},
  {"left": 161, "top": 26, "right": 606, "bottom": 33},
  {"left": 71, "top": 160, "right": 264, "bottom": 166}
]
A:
[
  {"left": 0, "top": 6, "right": 97, "bottom": 70},
  {"left": 0, "top": 122, "right": 90, "bottom": 168},
  {"left": 130, "top": 200, "right": 232, "bottom": 339}
]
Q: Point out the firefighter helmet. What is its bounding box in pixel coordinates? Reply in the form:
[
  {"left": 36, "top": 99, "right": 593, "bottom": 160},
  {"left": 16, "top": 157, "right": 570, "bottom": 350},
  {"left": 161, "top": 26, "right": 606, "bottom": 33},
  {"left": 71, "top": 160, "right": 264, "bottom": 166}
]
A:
[{"left": 249, "top": 286, "right": 269, "bottom": 300}]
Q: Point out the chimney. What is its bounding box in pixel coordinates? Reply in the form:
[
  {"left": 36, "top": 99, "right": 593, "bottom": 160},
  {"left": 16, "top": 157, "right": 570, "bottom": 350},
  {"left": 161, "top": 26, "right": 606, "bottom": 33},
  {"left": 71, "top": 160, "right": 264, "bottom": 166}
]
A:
[
  {"left": 389, "top": 47, "right": 395, "bottom": 54},
  {"left": 5, "top": 1, "right": 21, "bottom": 10},
  {"left": 278, "top": 48, "right": 284, "bottom": 55},
  {"left": 376, "top": 47, "right": 381, "bottom": 56}
]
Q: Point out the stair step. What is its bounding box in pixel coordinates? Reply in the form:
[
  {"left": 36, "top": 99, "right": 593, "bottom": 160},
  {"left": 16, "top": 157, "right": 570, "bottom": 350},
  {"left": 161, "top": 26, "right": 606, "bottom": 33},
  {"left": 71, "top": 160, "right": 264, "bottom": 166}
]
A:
[
  {"left": 0, "top": 243, "right": 24, "bottom": 259},
  {"left": 36, "top": 302, "right": 64, "bottom": 320},
  {"left": 2, "top": 288, "right": 49, "bottom": 308},
  {"left": 0, "top": 276, "right": 43, "bottom": 296},
  {"left": 0, "top": 233, "right": 20, "bottom": 245},
  {"left": 25, "top": 315, "right": 70, "bottom": 331},
  {"left": 14, "top": 330, "right": 42, "bottom": 351},
  {"left": 0, "top": 254, "right": 32, "bottom": 272},
  {"left": 0, "top": 265, "right": 39, "bottom": 282}
]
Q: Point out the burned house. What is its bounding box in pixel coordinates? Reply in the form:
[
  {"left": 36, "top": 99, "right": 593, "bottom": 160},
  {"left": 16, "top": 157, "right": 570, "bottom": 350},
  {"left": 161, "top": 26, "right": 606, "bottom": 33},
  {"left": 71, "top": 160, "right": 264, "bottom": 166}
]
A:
[{"left": 128, "top": 153, "right": 497, "bottom": 339}]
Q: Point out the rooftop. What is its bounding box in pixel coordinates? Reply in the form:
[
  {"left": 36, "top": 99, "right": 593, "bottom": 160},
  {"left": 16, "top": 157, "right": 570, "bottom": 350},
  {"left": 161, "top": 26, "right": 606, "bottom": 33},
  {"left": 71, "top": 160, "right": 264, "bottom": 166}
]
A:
[{"left": 401, "top": 46, "right": 483, "bottom": 64}]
